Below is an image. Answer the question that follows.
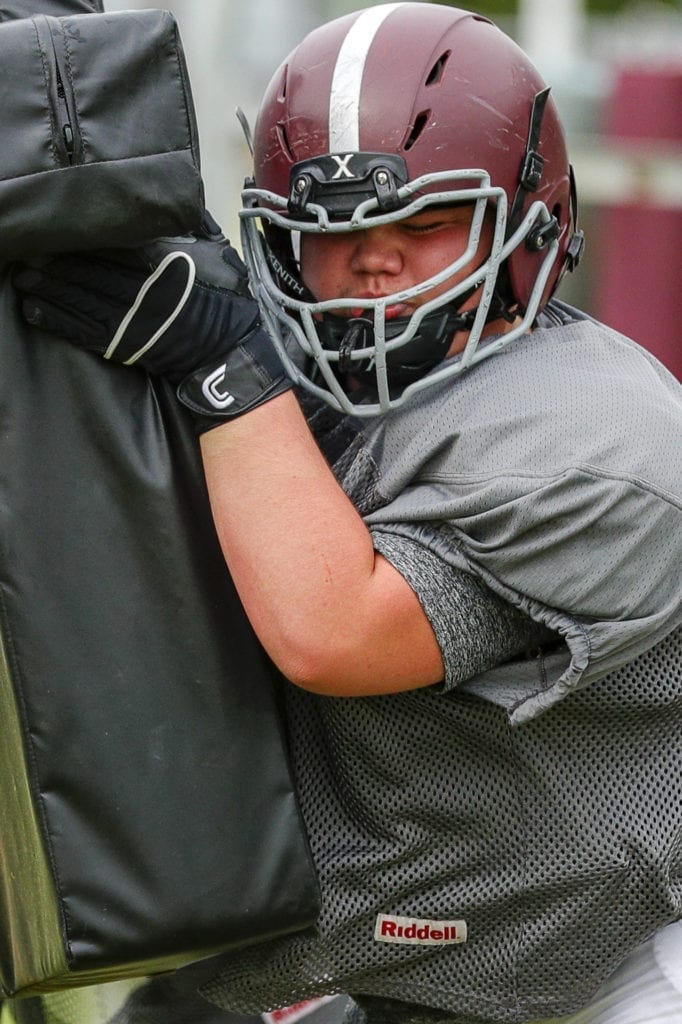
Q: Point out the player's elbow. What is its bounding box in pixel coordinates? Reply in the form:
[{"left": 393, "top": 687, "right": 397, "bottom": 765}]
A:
[
  {"left": 266, "top": 628, "right": 365, "bottom": 697},
  {"left": 273, "top": 645, "right": 350, "bottom": 696}
]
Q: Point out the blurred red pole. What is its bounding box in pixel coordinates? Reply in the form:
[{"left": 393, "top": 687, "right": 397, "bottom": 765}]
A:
[{"left": 594, "top": 65, "right": 681, "bottom": 378}]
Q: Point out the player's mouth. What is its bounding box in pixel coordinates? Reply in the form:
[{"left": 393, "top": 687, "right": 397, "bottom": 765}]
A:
[{"left": 349, "top": 301, "right": 413, "bottom": 320}]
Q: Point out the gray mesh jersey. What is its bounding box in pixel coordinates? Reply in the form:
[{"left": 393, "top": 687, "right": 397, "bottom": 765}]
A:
[{"left": 201, "top": 305, "right": 682, "bottom": 1023}]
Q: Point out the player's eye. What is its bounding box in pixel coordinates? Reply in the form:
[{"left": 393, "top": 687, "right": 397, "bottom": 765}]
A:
[{"left": 403, "top": 219, "right": 449, "bottom": 235}]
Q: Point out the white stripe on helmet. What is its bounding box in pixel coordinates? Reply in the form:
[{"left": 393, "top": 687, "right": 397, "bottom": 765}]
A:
[{"left": 329, "top": 3, "right": 404, "bottom": 153}]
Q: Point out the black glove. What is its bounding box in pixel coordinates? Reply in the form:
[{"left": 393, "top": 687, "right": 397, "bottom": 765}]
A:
[{"left": 13, "top": 217, "right": 291, "bottom": 430}]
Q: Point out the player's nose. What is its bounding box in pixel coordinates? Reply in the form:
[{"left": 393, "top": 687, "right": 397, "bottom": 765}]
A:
[{"left": 349, "top": 226, "right": 403, "bottom": 278}]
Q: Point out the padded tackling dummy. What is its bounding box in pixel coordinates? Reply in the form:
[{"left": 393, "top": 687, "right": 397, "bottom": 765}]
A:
[
  {"left": 0, "top": 5, "right": 204, "bottom": 259},
  {"left": 0, "top": 0, "right": 319, "bottom": 1001}
]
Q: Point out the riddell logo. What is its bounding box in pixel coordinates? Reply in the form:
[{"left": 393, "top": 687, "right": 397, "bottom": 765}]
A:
[{"left": 375, "top": 914, "right": 467, "bottom": 946}]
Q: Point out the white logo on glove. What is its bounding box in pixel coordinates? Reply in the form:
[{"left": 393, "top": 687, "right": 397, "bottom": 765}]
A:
[{"left": 202, "top": 364, "right": 236, "bottom": 409}]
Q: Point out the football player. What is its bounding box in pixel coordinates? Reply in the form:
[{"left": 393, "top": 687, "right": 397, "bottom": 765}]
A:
[{"left": 15, "top": 5, "right": 682, "bottom": 1024}]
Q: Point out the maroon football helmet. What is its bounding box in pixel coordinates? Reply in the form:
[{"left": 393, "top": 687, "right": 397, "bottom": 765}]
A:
[{"left": 239, "top": 2, "right": 584, "bottom": 415}]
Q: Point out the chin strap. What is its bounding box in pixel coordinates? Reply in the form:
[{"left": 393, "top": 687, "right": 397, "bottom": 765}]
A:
[
  {"left": 508, "top": 87, "right": 553, "bottom": 243},
  {"left": 316, "top": 286, "right": 515, "bottom": 389}
]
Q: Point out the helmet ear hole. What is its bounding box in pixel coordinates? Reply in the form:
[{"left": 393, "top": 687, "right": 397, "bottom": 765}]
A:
[{"left": 552, "top": 203, "right": 564, "bottom": 239}]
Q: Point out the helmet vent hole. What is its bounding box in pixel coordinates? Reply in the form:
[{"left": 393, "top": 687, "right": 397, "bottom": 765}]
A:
[
  {"left": 278, "top": 64, "right": 289, "bottom": 100},
  {"left": 276, "top": 124, "right": 295, "bottom": 162},
  {"left": 403, "top": 110, "right": 430, "bottom": 151},
  {"left": 425, "top": 50, "right": 451, "bottom": 87}
]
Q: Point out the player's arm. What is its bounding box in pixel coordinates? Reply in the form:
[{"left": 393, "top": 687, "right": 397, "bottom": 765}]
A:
[
  {"left": 13, "top": 234, "right": 444, "bottom": 697},
  {"left": 199, "top": 392, "right": 444, "bottom": 696}
]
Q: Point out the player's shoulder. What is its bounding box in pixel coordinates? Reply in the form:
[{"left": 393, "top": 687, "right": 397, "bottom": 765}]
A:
[
  {"left": 532, "top": 299, "right": 678, "bottom": 400},
  {"left": 531, "top": 301, "right": 680, "bottom": 445},
  {"left": 467, "top": 299, "right": 679, "bottom": 440},
  {"left": 375, "top": 301, "right": 681, "bottom": 497}
]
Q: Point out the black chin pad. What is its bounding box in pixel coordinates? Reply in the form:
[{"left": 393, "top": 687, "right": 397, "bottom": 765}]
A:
[{"left": 316, "top": 306, "right": 473, "bottom": 388}]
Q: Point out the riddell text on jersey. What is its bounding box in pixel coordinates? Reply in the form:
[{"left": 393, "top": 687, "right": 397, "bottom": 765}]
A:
[{"left": 374, "top": 914, "right": 467, "bottom": 946}]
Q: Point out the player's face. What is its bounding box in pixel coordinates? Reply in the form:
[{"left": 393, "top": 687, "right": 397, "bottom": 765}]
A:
[{"left": 299, "top": 204, "right": 495, "bottom": 357}]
